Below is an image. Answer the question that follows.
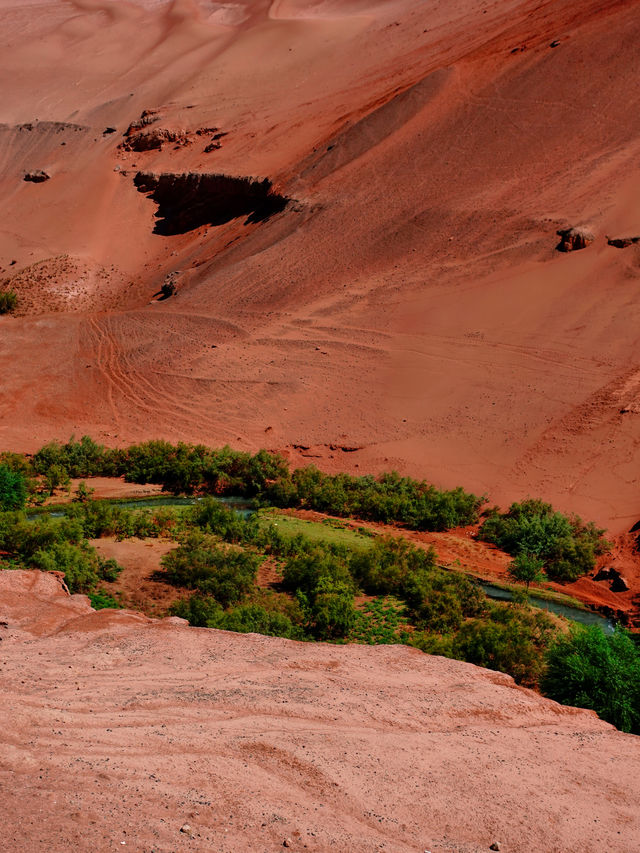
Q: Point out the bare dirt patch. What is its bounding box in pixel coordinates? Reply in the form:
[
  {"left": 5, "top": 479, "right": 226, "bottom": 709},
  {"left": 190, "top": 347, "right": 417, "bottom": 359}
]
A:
[{"left": 91, "top": 537, "right": 180, "bottom": 617}]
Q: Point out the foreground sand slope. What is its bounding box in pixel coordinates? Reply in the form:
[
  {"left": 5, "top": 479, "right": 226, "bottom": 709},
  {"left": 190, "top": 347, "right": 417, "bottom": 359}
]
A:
[
  {"left": 1, "top": 570, "right": 639, "bottom": 852},
  {"left": 1, "top": 0, "right": 640, "bottom": 533}
]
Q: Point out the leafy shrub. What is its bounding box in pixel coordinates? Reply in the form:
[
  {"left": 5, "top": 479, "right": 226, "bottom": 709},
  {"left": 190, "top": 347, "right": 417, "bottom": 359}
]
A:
[
  {"left": 73, "top": 481, "right": 94, "bottom": 503},
  {"left": 479, "top": 499, "right": 607, "bottom": 581},
  {"left": 0, "top": 513, "right": 84, "bottom": 559},
  {"left": 304, "top": 576, "right": 356, "bottom": 640},
  {"left": 507, "top": 552, "right": 546, "bottom": 589},
  {"left": 218, "top": 603, "right": 304, "bottom": 639},
  {"left": 409, "top": 631, "right": 454, "bottom": 658},
  {"left": 541, "top": 625, "right": 640, "bottom": 733},
  {"left": 0, "top": 289, "right": 17, "bottom": 314},
  {"left": 44, "top": 464, "right": 71, "bottom": 494},
  {"left": 452, "top": 603, "right": 557, "bottom": 686},
  {"left": 171, "top": 596, "right": 304, "bottom": 639},
  {"left": 162, "top": 533, "right": 260, "bottom": 606},
  {"left": 26, "top": 438, "right": 482, "bottom": 534},
  {"left": 350, "top": 536, "right": 436, "bottom": 597},
  {"left": 170, "top": 594, "right": 225, "bottom": 627},
  {"left": 350, "top": 537, "right": 483, "bottom": 631},
  {"left": 89, "top": 590, "right": 122, "bottom": 610},
  {"left": 29, "top": 541, "right": 116, "bottom": 593},
  {"left": 189, "top": 497, "right": 254, "bottom": 543},
  {"left": 264, "top": 467, "right": 483, "bottom": 531},
  {"left": 0, "top": 464, "right": 27, "bottom": 511},
  {"left": 99, "top": 557, "right": 123, "bottom": 582},
  {"left": 281, "top": 546, "right": 353, "bottom": 596},
  {"left": 33, "top": 436, "right": 118, "bottom": 479},
  {"left": 65, "top": 500, "right": 179, "bottom": 540}
]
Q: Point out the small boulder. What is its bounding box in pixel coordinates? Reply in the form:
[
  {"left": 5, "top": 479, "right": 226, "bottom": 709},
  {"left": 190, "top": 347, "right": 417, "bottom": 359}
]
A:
[
  {"left": 556, "top": 226, "right": 595, "bottom": 252},
  {"left": 179, "top": 823, "right": 193, "bottom": 836},
  {"left": 490, "top": 844, "right": 501, "bottom": 852},
  {"left": 23, "top": 169, "right": 50, "bottom": 183}
]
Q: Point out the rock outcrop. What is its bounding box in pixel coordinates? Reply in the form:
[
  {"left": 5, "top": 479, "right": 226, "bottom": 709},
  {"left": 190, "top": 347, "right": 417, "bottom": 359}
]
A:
[
  {"left": 1, "top": 569, "right": 640, "bottom": 852},
  {"left": 556, "top": 226, "right": 595, "bottom": 252},
  {"left": 23, "top": 169, "right": 50, "bottom": 183}
]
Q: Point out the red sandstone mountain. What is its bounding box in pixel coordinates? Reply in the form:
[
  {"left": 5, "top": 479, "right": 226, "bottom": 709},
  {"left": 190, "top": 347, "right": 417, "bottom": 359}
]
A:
[{"left": 1, "top": 0, "right": 639, "bottom": 534}]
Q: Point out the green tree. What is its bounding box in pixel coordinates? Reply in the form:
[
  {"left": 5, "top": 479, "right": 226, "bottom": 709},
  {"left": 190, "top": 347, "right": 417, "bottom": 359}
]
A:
[
  {"left": 541, "top": 626, "right": 640, "bottom": 733},
  {"left": 44, "top": 464, "right": 71, "bottom": 495},
  {"left": 73, "top": 480, "right": 94, "bottom": 503},
  {"left": 508, "top": 552, "right": 546, "bottom": 591},
  {"left": 30, "top": 542, "right": 101, "bottom": 593},
  {"left": 453, "top": 604, "right": 556, "bottom": 687},
  {"left": 0, "top": 464, "right": 27, "bottom": 511}
]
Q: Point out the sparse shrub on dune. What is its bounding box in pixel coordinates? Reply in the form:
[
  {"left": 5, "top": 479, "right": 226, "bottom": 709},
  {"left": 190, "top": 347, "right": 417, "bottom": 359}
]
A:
[{"left": 0, "top": 289, "right": 17, "bottom": 314}]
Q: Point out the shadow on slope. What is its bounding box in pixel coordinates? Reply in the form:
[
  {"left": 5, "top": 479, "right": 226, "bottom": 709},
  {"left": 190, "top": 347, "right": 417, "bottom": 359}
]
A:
[{"left": 133, "top": 172, "right": 291, "bottom": 235}]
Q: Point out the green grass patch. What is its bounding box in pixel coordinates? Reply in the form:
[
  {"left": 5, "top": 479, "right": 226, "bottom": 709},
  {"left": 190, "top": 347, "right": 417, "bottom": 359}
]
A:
[
  {"left": 88, "top": 590, "right": 123, "bottom": 610},
  {"left": 349, "top": 596, "right": 411, "bottom": 645},
  {"left": 258, "top": 511, "right": 374, "bottom": 551}
]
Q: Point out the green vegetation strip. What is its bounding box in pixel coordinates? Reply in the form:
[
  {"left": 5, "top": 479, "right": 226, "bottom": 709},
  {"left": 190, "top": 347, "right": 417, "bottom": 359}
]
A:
[{"left": 0, "top": 437, "right": 637, "bottom": 734}]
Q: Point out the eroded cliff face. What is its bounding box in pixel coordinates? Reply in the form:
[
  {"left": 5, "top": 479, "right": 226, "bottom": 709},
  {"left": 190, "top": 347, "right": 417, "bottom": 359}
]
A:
[{"left": 1, "top": 569, "right": 639, "bottom": 853}]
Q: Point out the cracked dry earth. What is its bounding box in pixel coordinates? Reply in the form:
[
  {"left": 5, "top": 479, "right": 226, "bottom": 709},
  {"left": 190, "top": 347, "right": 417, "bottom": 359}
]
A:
[{"left": 1, "top": 571, "right": 639, "bottom": 853}]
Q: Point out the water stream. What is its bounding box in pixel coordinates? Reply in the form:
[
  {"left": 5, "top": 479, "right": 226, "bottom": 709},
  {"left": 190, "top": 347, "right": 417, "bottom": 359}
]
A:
[{"left": 480, "top": 582, "right": 615, "bottom": 634}]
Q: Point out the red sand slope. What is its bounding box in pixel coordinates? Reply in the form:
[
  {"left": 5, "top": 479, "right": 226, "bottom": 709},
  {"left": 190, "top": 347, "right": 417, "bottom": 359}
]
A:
[
  {"left": 1, "top": 0, "right": 640, "bottom": 537},
  {"left": 2, "top": 569, "right": 639, "bottom": 853}
]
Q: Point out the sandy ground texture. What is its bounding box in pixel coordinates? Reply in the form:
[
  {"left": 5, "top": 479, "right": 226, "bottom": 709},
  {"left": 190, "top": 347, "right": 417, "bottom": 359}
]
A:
[
  {"left": 0, "top": 0, "right": 639, "bottom": 539},
  {"left": 1, "top": 569, "right": 639, "bottom": 853}
]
